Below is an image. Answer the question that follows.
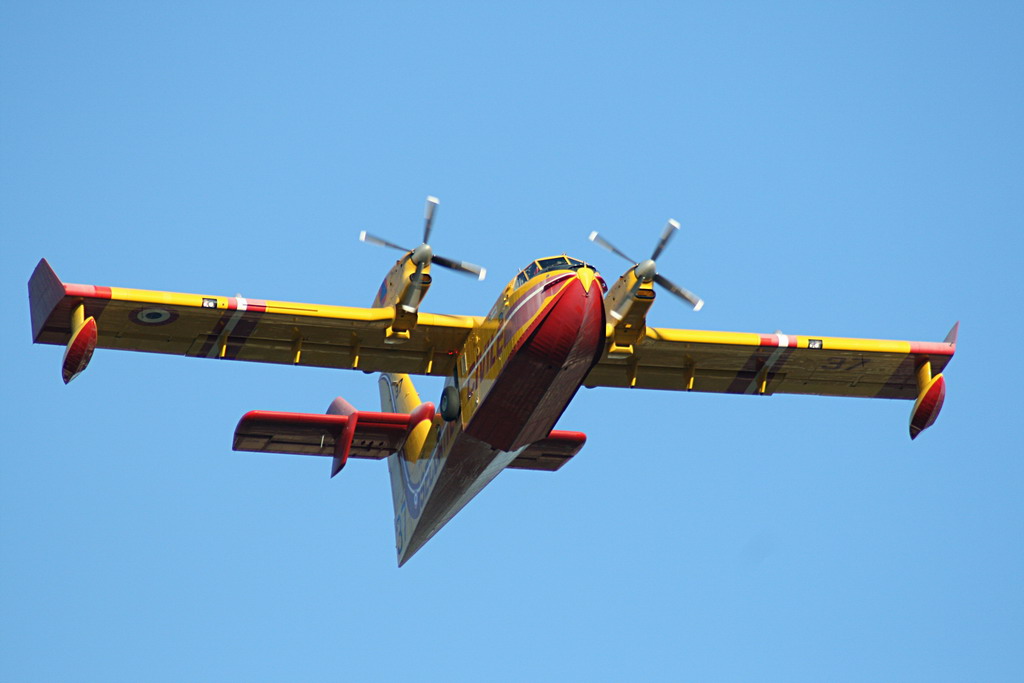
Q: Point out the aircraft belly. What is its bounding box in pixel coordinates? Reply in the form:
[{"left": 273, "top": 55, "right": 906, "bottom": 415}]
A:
[
  {"left": 396, "top": 275, "right": 605, "bottom": 565},
  {"left": 465, "top": 276, "right": 605, "bottom": 451},
  {"left": 398, "top": 431, "right": 521, "bottom": 565}
]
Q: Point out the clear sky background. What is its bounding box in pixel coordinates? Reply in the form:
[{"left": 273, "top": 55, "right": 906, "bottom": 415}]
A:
[{"left": 2, "top": 3, "right": 1022, "bottom": 681}]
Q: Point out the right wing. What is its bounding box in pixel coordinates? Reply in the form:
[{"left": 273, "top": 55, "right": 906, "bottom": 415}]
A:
[
  {"left": 585, "top": 324, "right": 957, "bottom": 399},
  {"left": 29, "top": 259, "right": 480, "bottom": 379},
  {"left": 585, "top": 321, "right": 958, "bottom": 438}
]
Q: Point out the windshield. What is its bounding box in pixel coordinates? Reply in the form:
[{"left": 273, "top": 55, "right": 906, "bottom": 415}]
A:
[{"left": 513, "top": 256, "right": 599, "bottom": 289}]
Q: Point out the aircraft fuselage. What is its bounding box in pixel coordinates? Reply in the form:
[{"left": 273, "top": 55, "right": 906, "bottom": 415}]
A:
[{"left": 388, "top": 265, "right": 605, "bottom": 564}]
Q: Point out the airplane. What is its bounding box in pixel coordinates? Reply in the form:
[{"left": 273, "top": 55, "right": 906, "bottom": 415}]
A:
[{"left": 28, "top": 197, "right": 957, "bottom": 565}]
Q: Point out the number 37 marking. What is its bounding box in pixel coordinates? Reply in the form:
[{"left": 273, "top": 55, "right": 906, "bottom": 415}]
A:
[{"left": 820, "top": 357, "right": 868, "bottom": 371}]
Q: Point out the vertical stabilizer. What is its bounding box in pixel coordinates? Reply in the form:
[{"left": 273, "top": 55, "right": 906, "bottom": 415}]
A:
[
  {"left": 379, "top": 373, "right": 429, "bottom": 562},
  {"left": 378, "top": 373, "right": 421, "bottom": 414}
]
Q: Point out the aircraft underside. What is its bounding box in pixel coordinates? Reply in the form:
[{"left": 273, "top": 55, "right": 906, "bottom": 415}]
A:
[{"left": 391, "top": 272, "right": 605, "bottom": 564}]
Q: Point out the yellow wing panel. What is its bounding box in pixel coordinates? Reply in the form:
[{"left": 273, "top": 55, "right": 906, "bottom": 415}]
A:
[
  {"left": 585, "top": 324, "right": 957, "bottom": 400},
  {"left": 29, "top": 259, "right": 478, "bottom": 377}
]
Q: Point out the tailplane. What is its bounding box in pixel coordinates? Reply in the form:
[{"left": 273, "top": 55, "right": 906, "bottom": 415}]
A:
[{"left": 232, "top": 399, "right": 434, "bottom": 476}]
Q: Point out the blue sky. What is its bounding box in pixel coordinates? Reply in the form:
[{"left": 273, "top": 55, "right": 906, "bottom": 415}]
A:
[{"left": 2, "top": 2, "right": 1022, "bottom": 681}]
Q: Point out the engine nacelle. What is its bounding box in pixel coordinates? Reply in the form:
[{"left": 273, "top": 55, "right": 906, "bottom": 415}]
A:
[
  {"left": 603, "top": 267, "right": 656, "bottom": 359},
  {"left": 372, "top": 256, "right": 433, "bottom": 343}
]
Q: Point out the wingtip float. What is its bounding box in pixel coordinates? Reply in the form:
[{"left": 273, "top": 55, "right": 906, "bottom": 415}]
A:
[
  {"left": 28, "top": 201, "right": 960, "bottom": 564},
  {"left": 908, "top": 321, "right": 958, "bottom": 440},
  {"left": 61, "top": 314, "right": 97, "bottom": 384},
  {"left": 29, "top": 258, "right": 99, "bottom": 384}
]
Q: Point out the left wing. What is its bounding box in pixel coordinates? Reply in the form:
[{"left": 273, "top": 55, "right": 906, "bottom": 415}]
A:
[
  {"left": 585, "top": 322, "right": 958, "bottom": 438},
  {"left": 29, "top": 259, "right": 479, "bottom": 380}
]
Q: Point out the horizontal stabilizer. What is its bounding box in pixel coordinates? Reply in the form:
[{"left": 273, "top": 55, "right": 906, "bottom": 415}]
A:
[
  {"left": 507, "top": 431, "right": 587, "bottom": 472},
  {"left": 233, "top": 410, "right": 413, "bottom": 460}
]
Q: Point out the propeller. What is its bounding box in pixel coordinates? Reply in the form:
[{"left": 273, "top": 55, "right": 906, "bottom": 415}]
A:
[
  {"left": 360, "top": 196, "right": 486, "bottom": 312},
  {"left": 589, "top": 219, "right": 704, "bottom": 321}
]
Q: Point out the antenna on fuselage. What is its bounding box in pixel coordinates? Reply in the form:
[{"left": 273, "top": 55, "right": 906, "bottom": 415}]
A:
[
  {"left": 589, "top": 219, "right": 704, "bottom": 320},
  {"left": 360, "top": 196, "right": 487, "bottom": 312}
]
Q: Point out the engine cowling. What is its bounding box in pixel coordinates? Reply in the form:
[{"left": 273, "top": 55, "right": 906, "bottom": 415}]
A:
[{"left": 603, "top": 267, "right": 657, "bottom": 359}]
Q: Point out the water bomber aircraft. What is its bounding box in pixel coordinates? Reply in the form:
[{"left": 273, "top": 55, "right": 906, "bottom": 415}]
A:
[{"left": 28, "top": 197, "right": 957, "bottom": 565}]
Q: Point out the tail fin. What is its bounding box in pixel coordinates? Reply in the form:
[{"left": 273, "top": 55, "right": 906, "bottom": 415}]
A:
[
  {"left": 379, "top": 372, "right": 426, "bottom": 559},
  {"left": 378, "top": 373, "right": 421, "bottom": 413}
]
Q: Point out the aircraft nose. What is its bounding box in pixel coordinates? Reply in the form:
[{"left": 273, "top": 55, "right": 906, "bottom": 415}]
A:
[{"left": 575, "top": 267, "right": 598, "bottom": 294}]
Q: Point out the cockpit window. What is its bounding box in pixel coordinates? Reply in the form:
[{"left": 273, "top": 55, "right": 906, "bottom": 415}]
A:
[
  {"left": 514, "top": 262, "right": 539, "bottom": 288},
  {"left": 566, "top": 257, "right": 597, "bottom": 270},
  {"left": 513, "top": 255, "right": 600, "bottom": 289},
  {"left": 536, "top": 256, "right": 570, "bottom": 272}
]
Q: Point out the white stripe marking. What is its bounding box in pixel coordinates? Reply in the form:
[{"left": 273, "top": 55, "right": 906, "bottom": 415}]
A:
[
  {"left": 205, "top": 296, "right": 250, "bottom": 358},
  {"left": 743, "top": 333, "right": 792, "bottom": 394}
]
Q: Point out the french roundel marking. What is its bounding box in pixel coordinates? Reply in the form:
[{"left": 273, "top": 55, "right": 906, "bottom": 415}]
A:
[{"left": 129, "top": 307, "right": 179, "bottom": 326}]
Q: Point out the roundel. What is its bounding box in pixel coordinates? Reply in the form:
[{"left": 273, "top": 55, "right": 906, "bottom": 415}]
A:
[{"left": 129, "top": 307, "right": 179, "bottom": 326}]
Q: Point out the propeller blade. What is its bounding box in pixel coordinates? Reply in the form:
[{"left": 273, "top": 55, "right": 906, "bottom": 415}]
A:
[
  {"left": 654, "top": 273, "right": 703, "bottom": 311},
  {"left": 362, "top": 197, "right": 487, "bottom": 306},
  {"left": 588, "top": 231, "right": 637, "bottom": 264},
  {"left": 432, "top": 254, "right": 487, "bottom": 281},
  {"left": 650, "top": 219, "right": 680, "bottom": 261},
  {"left": 359, "top": 231, "right": 409, "bottom": 252},
  {"left": 423, "top": 196, "right": 439, "bottom": 244}
]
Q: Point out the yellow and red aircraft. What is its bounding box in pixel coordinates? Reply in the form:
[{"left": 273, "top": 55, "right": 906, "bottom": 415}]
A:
[{"left": 28, "top": 197, "right": 956, "bottom": 565}]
